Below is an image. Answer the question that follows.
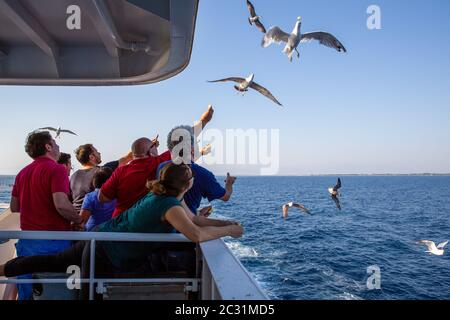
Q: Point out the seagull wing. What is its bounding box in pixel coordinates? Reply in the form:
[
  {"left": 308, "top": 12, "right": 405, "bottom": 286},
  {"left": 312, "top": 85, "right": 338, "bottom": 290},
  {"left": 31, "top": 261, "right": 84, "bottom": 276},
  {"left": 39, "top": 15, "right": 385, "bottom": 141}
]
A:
[
  {"left": 249, "top": 82, "right": 282, "bottom": 106},
  {"left": 300, "top": 31, "right": 347, "bottom": 53},
  {"left": 255, "top": 20, "right": 267, "bottom": 34},
  {"left": 332, "top": 196, "right": 341, "bottom": 210},
  {"left": 262, "top": 27, "right": 290, "bottom": 48},
  {"left": 333, "top": 178, "right": 342, "bottom": 192},
  {"left": 38, "top": 127, "right": 57, "bottom": 132},
  {"left": 292, "top": 203, "right": 311, "bottom": 214},
  {"left": 208, "top": 77, "right": 245, "bottom": 84},
  {"left": 60, "top": 129, "right": 77, "bottom": 135},
  {"left": 419, "top": 240, "right": 437, "bottom": 251},
  {"left": 282, "top": 204, "right": 289, "bottom": 217},
  {"left": 437, "top": 240, "right": 449, "bottom": 249},
  {"left": 246, "top": 0, "right": 257, "bottom": 17}
]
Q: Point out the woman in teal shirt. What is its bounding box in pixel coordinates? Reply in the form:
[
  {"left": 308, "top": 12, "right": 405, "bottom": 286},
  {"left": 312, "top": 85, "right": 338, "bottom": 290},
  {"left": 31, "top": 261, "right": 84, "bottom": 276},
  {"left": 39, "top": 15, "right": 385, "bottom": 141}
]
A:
[{"left": 0, "top": 163, "right": 244, "bottom": 298}]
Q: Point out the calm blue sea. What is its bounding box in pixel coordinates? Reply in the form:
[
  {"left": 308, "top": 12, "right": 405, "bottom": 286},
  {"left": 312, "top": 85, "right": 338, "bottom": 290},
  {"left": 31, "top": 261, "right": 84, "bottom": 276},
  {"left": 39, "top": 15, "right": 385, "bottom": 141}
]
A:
[
  {"left": 1, "top": 175, "right": 449, "bottom": 300},
  {"left": 0, "top": 175, "right": 14, "bottom": 213}
]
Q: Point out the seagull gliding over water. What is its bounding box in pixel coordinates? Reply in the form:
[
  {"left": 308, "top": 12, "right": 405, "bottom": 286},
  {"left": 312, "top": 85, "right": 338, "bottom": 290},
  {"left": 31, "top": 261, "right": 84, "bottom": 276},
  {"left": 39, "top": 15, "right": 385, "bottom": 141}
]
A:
[
  {"left": 282, "top": 202, "right": 311, "bottom": 219},
  {"left": 417, "top": 240, "right": 448, "bottom": 256},
  {"left": 328, "top": 178, "right": 342, "bottom": 210}
]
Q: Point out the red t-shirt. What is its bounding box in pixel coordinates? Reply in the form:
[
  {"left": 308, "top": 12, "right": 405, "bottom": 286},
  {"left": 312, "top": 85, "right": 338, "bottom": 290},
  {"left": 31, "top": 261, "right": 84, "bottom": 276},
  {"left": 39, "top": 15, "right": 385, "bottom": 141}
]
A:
[
  {"left": 101, "top": 151, "right": 171, "bottom": 218},
  {"left": 12, "top": 156, "right": 71, "bottom": 231}
]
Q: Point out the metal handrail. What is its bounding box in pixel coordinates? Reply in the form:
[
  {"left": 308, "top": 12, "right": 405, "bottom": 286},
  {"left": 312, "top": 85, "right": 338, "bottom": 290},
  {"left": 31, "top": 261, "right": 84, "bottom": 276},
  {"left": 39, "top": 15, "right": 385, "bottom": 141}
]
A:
[{"left": 0, "top": 230, "right": 196, "bottom": 300}]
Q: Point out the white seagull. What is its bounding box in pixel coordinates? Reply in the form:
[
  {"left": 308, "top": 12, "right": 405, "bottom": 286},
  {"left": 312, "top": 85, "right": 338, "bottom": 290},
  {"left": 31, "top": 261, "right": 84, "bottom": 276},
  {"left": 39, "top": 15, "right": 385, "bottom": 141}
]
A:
[
  {"left": 262, "top": 16, "right": 347, "bottom": 62},
  {"left": 208, "top": 73, "right": 282, "bottom": 106},
  {"left": 282, "top": 202, "right": 311, "bottom": 219},
  {"left": 417, "top": 240, "right": 448, "bottom": 256},
  {"left": 38, "top": 126, "right": 77, "bottom": 139}
]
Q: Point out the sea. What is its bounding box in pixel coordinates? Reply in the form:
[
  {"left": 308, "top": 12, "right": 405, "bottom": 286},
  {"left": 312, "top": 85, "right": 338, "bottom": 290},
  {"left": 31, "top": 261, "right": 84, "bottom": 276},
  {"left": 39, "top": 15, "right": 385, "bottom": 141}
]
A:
[{"left": 1, "top": 175, "right": 449, "bottom": 300}]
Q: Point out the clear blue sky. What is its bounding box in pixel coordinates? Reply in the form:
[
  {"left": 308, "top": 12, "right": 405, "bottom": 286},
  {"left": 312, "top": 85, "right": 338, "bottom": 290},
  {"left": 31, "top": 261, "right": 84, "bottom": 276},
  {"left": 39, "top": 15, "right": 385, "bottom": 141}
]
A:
[{"left": 1, "top": 0, "right": 450, "bottom": 175}]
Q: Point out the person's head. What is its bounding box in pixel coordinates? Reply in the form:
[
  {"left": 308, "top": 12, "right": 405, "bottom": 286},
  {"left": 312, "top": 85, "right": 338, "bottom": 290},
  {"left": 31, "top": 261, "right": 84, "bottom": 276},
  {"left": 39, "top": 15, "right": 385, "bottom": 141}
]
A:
[
  {"left": 25, "top": 131, "right": 60, "bottom": 161},
  {"left": 166, "top": 125, "right": 196, "bottom": 160},
  {"left": 75, "top": 144, "right": 102, "bottom": 166},
  {"left": 131, "top": 138, "right": 153, "bottom": 159},
  {"left": 92, "top": 167, "right": 113, "bottom": 189},
  {"left": 147, "top": 163, "right": 194, "bottom": 198},
  {"left": 57, "top": 152, "right": 72, "bottom": 176}
]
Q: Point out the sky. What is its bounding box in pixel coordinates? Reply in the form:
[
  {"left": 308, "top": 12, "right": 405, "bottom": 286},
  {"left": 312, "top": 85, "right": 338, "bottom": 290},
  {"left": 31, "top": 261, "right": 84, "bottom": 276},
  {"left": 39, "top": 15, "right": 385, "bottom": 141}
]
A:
[{"left": 1, "top": 0, "right": 450, "bottom": 175}]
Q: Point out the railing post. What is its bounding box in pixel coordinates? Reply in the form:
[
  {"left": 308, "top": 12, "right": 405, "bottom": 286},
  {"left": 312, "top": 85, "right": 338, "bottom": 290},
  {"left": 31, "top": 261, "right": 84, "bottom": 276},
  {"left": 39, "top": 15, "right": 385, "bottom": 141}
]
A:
[{"left": 89, "top": 239, "right": 96, "bottom": 300}]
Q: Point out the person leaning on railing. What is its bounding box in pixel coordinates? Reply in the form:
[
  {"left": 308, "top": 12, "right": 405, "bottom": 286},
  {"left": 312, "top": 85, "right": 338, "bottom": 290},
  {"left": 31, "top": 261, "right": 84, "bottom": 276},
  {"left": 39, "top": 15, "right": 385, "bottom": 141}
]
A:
[
  {"left": 0, "top": 163, "right": 243, "bottom": 300},
  {"left": 9, "top": 131, "right": 83, "bottom": 300}
]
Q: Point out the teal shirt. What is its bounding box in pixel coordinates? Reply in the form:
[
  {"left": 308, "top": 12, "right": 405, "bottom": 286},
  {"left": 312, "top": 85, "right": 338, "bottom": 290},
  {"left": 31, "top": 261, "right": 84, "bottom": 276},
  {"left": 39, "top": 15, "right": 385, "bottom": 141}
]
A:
[{"left": 98, "top": 193, "right": 181, "bottom": 268}]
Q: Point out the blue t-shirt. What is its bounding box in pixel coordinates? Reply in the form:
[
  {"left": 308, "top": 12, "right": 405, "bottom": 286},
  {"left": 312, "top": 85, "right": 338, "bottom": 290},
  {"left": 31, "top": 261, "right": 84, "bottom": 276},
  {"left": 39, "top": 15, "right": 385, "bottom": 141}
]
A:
[
  {"left": 157, "top": 161, "right": 226, "bottom": 214},
  {"left": 81, "top": 189, "right": 116, "bottom": 231}
]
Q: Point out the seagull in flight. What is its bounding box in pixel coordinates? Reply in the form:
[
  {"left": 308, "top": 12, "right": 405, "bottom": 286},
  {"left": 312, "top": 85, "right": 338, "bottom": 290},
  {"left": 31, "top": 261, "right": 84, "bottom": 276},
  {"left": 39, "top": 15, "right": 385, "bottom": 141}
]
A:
[
  {"left": 208, "top": 73, "right": 282, "bottom": 106},
  {"left": 417, "top": 240, "right": 448, "bottom": 256},
  {"left": 328, "top": 178, "right": 342, "bottom": 210},
  {"left": 38, "top": 126, "right": 77, "bottom": 139},
  {"left": 262, "top": 16, "right": 347, "bottom": 62},
  {"left": 246, "top": 0, "right": 266, "bottom": 33},
  {"left": 282, "top": 202, "right": 311, "bottom": 219}
]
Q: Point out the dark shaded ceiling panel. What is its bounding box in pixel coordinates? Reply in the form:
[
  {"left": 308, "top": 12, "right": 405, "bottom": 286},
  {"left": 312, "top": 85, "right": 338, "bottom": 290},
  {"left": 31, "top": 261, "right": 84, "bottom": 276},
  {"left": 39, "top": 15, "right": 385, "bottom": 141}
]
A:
[
  {"left": 0, "top": 0, "right": 199, "bottom": 85},
  {"left": 126, "top": 0, "right": 170, "bottom": 21}
]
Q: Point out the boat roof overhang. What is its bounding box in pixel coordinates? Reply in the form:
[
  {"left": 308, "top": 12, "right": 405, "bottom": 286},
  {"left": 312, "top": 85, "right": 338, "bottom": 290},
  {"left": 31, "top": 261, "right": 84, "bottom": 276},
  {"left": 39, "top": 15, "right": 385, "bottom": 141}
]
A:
[{"left": 0, "top": 0, "right": 199, "bottom": 86}]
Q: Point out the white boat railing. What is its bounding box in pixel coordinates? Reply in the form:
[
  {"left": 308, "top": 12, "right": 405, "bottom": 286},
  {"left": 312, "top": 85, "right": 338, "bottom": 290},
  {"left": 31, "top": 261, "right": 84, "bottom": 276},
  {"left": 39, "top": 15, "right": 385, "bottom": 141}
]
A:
[
  {"left": 0, "top": 230, "right": 196, "bottom": 300},
  {"left": 0, "top": 229, "right": 269, "bottom": 300}
]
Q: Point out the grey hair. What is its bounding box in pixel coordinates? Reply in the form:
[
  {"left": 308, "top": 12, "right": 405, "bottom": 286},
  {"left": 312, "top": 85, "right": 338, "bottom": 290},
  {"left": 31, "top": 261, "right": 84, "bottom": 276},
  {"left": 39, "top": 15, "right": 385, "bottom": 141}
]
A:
[{"left": 167, "top": 125, "right": 195, "bottom": 151}]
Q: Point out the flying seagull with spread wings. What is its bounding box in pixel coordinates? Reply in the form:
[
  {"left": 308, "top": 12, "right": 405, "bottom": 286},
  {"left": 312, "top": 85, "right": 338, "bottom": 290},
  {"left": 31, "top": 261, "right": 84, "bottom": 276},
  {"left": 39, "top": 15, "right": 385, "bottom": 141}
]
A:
[
  {"left": 38, "top": 126, "right": 77, "bottom": 139},
  {"left": 282, "top": 202, "right": 311, "bottom": 219},
  {"left": 208, "top": 73, "right": 282, "bottom": 106},
  {"left": 246, "top": 0, "right": 266, "bottom": 33},
  {"left": 417, "top": 240, "right": 448, "bottom": 256},
  {"left": 328, "top": 178, "right": 342, "bottom": 210},
  {"left": 262, "top": 16, "right": 347, "bottom": 62}
]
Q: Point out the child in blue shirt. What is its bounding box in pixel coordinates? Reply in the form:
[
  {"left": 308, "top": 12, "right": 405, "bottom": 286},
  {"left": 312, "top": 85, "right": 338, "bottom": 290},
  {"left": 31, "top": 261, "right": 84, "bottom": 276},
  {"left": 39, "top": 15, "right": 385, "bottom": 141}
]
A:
[{"left": 80, "top": 167, "right": 116, "bottom": 231}]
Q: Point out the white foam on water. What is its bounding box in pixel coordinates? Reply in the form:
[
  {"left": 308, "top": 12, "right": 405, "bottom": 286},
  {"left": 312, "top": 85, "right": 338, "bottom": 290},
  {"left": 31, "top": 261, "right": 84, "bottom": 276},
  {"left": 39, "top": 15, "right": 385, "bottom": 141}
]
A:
[
  {"left": 337, "top": 292, "right": 363, "bottom": 300},
  {"left": 226, "top": 241, "right": 259, "bottom": 258}
]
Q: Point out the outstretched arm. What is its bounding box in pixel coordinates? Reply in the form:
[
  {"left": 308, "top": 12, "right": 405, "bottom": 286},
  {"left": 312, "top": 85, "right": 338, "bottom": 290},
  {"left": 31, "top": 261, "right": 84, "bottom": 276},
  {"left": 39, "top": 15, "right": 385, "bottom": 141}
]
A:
[
  {"left": 181, "top": 200, "right": 238, "bottom": 227},
  {"left": 165, "top": 206, "right": 243, "bottom": 243},
  {"left": 193, "top": 105, "right": 214, "bottom": 135}
]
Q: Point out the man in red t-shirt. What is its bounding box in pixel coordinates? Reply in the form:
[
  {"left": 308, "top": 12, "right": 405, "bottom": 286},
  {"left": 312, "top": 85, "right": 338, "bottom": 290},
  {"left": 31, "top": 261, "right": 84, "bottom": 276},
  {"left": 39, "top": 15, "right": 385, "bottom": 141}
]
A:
[
  {"left": 10, "top": 131, "right": 83, "bottom": 300},
  {"left": 99, "top": 105, "right": 214, "bottom": 217}
]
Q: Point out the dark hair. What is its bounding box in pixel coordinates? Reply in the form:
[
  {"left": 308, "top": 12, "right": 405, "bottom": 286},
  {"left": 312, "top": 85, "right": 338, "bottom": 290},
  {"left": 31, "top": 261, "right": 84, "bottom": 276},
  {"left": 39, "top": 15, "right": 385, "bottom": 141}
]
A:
[
  {"left": 92, "top": 167, "right": 113, "bottom": 189},
  {"left": 147, "top": 163, "right": 192, "bottom": 197},
  {"left": 57, "top": 153, "right": 71, "bottom": 166},
  {"left": 25, "top": 131, "right": 53, "bottom": 159},
  {"left": 75, "top": 144, "right": 95, "bottom": 165}
]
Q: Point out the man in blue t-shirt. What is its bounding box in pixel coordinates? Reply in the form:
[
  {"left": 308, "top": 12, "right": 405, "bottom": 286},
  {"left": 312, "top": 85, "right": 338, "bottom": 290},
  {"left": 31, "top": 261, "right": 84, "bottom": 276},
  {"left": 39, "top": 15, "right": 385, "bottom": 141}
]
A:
[{"left": 157, "top": 125, "right": 236, "bottom": 216}]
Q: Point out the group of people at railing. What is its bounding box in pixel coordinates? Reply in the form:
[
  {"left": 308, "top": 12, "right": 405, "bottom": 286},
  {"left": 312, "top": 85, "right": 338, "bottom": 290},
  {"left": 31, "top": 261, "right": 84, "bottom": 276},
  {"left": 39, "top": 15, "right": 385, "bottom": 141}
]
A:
[{"left": 0, "top": 106, "right": 244, "bottom": 300}]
